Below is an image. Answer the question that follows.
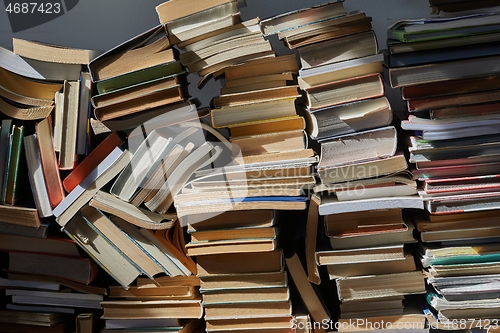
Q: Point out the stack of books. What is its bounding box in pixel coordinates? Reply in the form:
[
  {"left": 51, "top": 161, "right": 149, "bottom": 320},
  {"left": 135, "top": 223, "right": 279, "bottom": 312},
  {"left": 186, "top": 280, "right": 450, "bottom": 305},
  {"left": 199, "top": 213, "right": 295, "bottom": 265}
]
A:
[
  {"left": 0, "top": 232, "right": 107, "bottom": 333},
  {"left": 386, "top": 2, "right": 500, "bottom": 328},
  {"left": 87, "top": 25, "right": 190, "bottom": 133},
  {"left": 156, "top": 0, "right": 272, "bottom": 86},
  {"left": 101, "top": 275, "right": 203, "bottom": 333},
  {"left": 314, "top": 207, "right": 427, "bottom": 323},
  {"left": 181, "top": 210, "right": 306, "bottom": 333}
]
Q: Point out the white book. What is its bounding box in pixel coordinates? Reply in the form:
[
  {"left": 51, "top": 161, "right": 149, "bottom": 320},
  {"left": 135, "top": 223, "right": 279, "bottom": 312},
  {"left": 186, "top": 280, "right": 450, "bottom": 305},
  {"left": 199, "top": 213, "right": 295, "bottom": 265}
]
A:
[{"left": 318, "top": 195, "right": 424, "bottom": 215}]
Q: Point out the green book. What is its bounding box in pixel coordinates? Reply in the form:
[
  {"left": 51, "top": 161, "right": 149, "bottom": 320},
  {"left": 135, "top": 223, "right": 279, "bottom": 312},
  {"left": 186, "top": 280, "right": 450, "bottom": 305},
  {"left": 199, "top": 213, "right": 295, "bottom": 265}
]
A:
[
  {"left": 5, "top": 125, "right": 24, "bottom": 205},
  {"left": 95, "top": 61, "right": 183, "bottom": 94}
]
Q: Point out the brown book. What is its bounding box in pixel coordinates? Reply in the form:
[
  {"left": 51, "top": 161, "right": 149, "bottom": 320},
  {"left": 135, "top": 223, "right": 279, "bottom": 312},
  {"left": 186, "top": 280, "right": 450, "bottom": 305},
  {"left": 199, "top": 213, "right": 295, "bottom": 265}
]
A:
[
  {"left": 185, "top": 238, "right": 279, "bottom": 256},
  {"left": 94, "top": 85, "right": 185, "bottom": 122},
  {"left": 101, "top": 299, "right": 203, "bottom": 319},
  {"left": 401, "top": 74, "right": 500, "bottom": 100},
  {"left": 430, "top": 100, "right": 500, "bottom": 119},
  {"left": 229, "top": 116, "right": 305, "bottom": 138},
  {"left": 204, "top": 301, "right": 292, "bottom": 320},
  {"left": 285, "top": 21, "right": 373, "bottom": 49},
  {"left": 335, "top": 270, "right": 426, "bottom": 302},
  {"left": 213, "top": 85, "right": 300, "bottom": 108},
  {"left": 408, "top": 89, "right": 500, "bottom": 112},
  {"left": 7, "top": 251, "right": 99, "bottom": 285},
  {"left": 183, "top": 210, "right": 275, "bottom": 232},
  {"left": 299, "top": 31, "right": 378, "bottom": 70},
  {"left": 0, "top": 67, "right": 62, "bottom": 106},
  {"left": 196, "top": 250, "right": 284, "bottom": 276},
  {"left": 315, "top": 244, "right": 405, "bottom": 266},
  {"left": 285, "top": 253, "right": 330, "bottom": 323},
  {"left": 199, "top": 271, "right": 287, "bottom": 291},
  {"left": 324, "top": 209, "right": 403, "bottom": 237},
  {"left": 305, "top": 194, "right": 321, "bottom": 285},
  {"left": 210, "top": 97, "right": 299, "bottom": 128},
  {"left": 155, "top": 0, "right": 235, "bottom": 24},
  {"left": 317, "top": 153, "right": 407, "bottom": 184},
  {"left": 36, "top": 117, "right": 65, "bottom": 208},
  {"left": 0, "top": 205, "right": 40, "bottom": 228},
  {"left": 206, "top": 317, "right": 293, "bottom": 331},
  {"left": 108, "top": 284, "right": 199, "bottom": 299},
  {"left": 305, "top": 73, "right": 384, "bottom": 110},
  {"left": 190, "top": 225, "right": 278, "bottom": 242},
  {"left": 203, "top": 287, "right": 289, "bottom": 304},
  {"left": 231, "top": 129, "right": 305, "bottom": 157},
  {"left": 327, "top": 254, "right": 417, "bottom": 279},
  {"left": 75, "top": 313, "right": 96, "bottom": 333},
  {"left": 89, "top": 29, "right": 173, "bottom": 82},
  {"left": 224, "top": 72, "right": 294, "bottom": 90},
  {"left": 223, "top": 54, "right": 299, "bottom": 80}
]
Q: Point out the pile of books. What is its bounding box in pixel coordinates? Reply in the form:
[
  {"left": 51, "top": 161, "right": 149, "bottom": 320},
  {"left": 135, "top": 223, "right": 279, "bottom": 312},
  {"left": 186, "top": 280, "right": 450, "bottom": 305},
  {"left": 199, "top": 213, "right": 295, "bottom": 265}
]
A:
[
  {"left": 181, "top": 210, "right": 317, "bottom": 333},
  {"left": 386, "top": 0, "right": 500, "bottom": 328},
  {"left": 0, "top": 232, "right": 106, "bottom": 333}
]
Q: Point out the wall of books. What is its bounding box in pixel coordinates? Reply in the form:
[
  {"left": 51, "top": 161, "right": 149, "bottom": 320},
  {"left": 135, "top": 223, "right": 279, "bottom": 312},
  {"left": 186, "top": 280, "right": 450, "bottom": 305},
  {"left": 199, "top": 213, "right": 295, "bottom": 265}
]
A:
[{"left": 1, "top": 0, "right": 500, "bottom": 333}]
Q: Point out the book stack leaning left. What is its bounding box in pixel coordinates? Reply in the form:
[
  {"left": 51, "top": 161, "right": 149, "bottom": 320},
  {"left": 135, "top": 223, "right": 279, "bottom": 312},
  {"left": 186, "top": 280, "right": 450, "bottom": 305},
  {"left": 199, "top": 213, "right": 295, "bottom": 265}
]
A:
[{"left": 0, "top": 39, "right": 108, "bottom": 333}]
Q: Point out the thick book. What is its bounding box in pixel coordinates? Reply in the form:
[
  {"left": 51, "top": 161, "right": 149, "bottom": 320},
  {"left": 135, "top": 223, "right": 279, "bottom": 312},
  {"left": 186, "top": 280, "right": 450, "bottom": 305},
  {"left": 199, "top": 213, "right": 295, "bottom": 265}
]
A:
[
  {"left": 64, "top": 213, "right": 141, "bottom": 288},
  {"left": 88, "top": 25, "right": 172, "bottom": 82},
  {"left": 204, "top": 301, "right": 292, "bottom": 320},
  {"left": 12, "top": 38, "right": 102, "bottom": 65},
  {"left": 156, "top": 0, "right": 236, "bottom": 24},
  {"left": 327, "top": 254, "right": 417, "bottom": 279},
  {"left": 196, "top": 250, "right": 284, "bottom": 276},
  {"left": 304, "top": 73, "right": 384, "bottom": 111},
  {"left": 259, "top": 0, "right": 346, "bottom": 36},
  {"left": 299, "top": 30, "right": 377, "bottom": 69},
  {"left": 315, "top": 244, "right": 406, "bottom": 266},
  {"left": 4, "top": 124, "right": 24, "bottom": 205},
  {"left": 298, "top": 53, "right": 383, "bottom": 89},
  {"left": 318, "top": 195, "right": 424, "bottom": 215},
  {"left": 223, "top": 54, "right": 299, "bottom": 81},
  {"left": 318, "top": 126, "right": 397, "bottom": 170},
  {"left": 304, "top": 96, "right": 392, "bottom": 141},
  {"left": 387, "top": 54, "right": 500, "bottom": 88},
  {"left": 0, "top": 45, "right": 82, "bottom": 81},
  {"left": 101, "top": 299, "right": 203, "bottom": 319},
  {"left": 7, "top": 251, "right": 99, "bottom": 285},
  {"left": 59, "top": 80, "right": 80, "bottom": 170},
  {"left": 36, "top": 117, "right": 65, "bottom": 208}
]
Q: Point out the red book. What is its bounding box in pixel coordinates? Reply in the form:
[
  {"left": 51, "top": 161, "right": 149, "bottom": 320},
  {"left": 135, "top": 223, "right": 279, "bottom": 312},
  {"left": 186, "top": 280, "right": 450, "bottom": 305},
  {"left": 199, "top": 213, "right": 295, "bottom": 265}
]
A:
[
  {"left": 62, "top": 131, "right": 123, "bottom": 193},
  {"left": 35, "top": 117, "right": 64, "bottom": 208}
]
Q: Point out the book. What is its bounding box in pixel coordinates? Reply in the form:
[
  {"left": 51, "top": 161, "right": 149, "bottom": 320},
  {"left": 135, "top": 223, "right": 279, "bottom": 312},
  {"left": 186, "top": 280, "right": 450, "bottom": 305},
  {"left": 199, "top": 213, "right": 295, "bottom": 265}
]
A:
[
  {"left": 64, "top": 212, "right": 141, "bottom": 288},
  {"left": 100, "top": 300, "right": 203, "bottom": 319},
  {"left": 326, "top": 254, "right": 417, "bottom": 279},
  {"left": 79, "top": 206, "right": 167, "bottom": 279},
  {"left": 12, "top": 38, "right": 102, "bottom": 65},
  {"left": 4, "top": 124, "right": 24, "bottom": 205},
  {"left": 387, "top": 54, "right": 500, "bottom": 88},
  {"left": 202, "top": 287, "right": 290, "bottom": 305},
  {"left": 76, "top": 72, "right": 92, "bottom": 155},
  {"left": 324, "top": 209, "right": 403, "bottom": 236},
  {"left": 317, "top": 153, "right": 408, "bottom": 185},
  {"left": 0, "top": 66, "right": 62, "bottom": 106},
  {"left": 285, "top": 253, "right": 330, "bottom": 323},
  {"left": 0, "top": 45, "right": 83, "bottom": 81},
  {"left": 0, "top": 234, "right": 80, "bottom": 256},
  {"left": 213, "top": 85, "right": 300, "bottom": 108},
  {"left": 206, "top": 317, "right": 293, "bottom": 332},
  {"left": 5, "top": 289, "right": 103, "bottom": 309},
  {"left": 35, "top": 117, "right": 65, "bottom": 208},
  {"left": 318, "top": 195, "right": 424, "bottom": 215},
  {"left": 24, "top": 138, "right": 52, "bottom": 217},
  {"left": 190, "top": 225, "right": 279, "bottom": 242},
  {"left": 298, "top": 53, "right": 383, "bottom": 89},
  {"left": 259, "top": 0, "right": 346, "bottom": 36},
  {"left": 53, "top": 147, "right": 130, "bottom": 227},
  {"left": 305, "top": 195, "right": 321, "bottom": 285},
  {"left": 304, "top": 73, "right": 384, "bottom": 111},
  {"left": 304, "top": 96, "right": 393, "bottom": 141},
  {"left": 317, "top": 126, "right": 397, "bottom": 170},
  {"left": 199, "top": 271, "right": 288, "bottom": 292},
  {"left": 223, "top": 54, "right": 299, "bottom": 81},
  {"left": 7, "top": 251, "right": 98, "bottom": 285},
  {"left": 89, "top": 190, "right": 176, "bottom": 229},
  {"left": 299, "top": 30, "right": 378, "bottom": 70},
  {"left": 196, "top": 250, "right": 284, "bottom": 276},
  {"left": 231, "top": 129, "right": 306, "bottom": 156},
  {"left": 0, "top": 119, "right": 12, "bottom": 202},
  {"left": 387, "top": 12, "right": 500, "bottom": 42},
  {"left": 88, "top": 26, "right": 173, "bottom": 82},
  {"left": 315, "top": 244, "right": 406, "bottom": 266},
  {"left": 63, "top": 131, "right": 123, "bottom": 193},
  {"left": 166, "top": 3, "right": 241, "bottom": 42},
  {"left": 335, "top": 271, "right": 426, "bottom": 302},
  {"left": 155, "top": 0, "right": 236, "bottom": 24},
  {"left": 185, "top": 237, "right": 279, "bottom": 256},
  {"left": 59, "top": 80, "right": 80, "bottom": 170},
  {"left": 229, "top": 116, "right": 305, "bottom": 138},
  {"left": 204, "top": 301, "right": 292, "bottom": 320}
]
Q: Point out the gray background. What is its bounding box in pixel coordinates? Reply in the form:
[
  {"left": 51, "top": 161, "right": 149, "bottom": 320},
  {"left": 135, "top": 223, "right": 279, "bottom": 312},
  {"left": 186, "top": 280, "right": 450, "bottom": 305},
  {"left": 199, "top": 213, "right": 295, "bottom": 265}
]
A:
[{"left": 0, "top": 0, "right": 433, "bottom": 111}]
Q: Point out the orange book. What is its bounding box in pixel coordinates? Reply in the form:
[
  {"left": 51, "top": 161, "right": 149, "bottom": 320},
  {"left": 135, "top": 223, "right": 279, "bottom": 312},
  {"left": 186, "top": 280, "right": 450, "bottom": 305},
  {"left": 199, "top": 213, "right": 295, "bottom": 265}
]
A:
[
  {"left": 36, "top": 117, "right": 65, "bottom": 208},
  {"left": 63, "top": 132, "right": 123, "bottom": 193}
]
